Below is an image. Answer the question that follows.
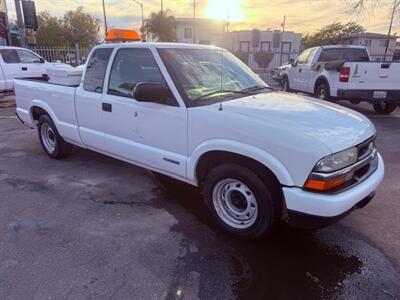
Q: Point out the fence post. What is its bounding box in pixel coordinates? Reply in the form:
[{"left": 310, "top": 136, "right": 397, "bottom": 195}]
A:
[{"left": 75, "top": 43, "right": 81, "bottom": 66}]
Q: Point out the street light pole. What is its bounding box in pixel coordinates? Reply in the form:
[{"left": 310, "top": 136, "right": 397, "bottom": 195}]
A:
[
  {"left": 102, "top": 0, "right": 108, "bottom": 37},
  {"left": 193, "top": 0, "right": 196, "bottom": 44},
  {"left": 133, "top": 0, "right": 144, "bottom": 27}
]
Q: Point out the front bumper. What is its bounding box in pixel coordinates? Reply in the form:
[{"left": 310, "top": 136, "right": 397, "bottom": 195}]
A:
[
  {"left": 283, "top": 153, "right": 384, "bottom": 227},
  {"left": 337, "top": 89, "right": 400, "bottom": 102}
]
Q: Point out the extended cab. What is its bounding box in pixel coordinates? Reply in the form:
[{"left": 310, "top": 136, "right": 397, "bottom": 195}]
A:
[
  {"left": 15, "top": 42, "right": 384, "bottom": 238},
  {"left": 281, "top": 45, "right": 400, "bottom": 114}
]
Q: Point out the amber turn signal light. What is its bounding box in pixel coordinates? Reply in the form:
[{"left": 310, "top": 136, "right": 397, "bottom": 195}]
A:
[{"left": 304, "top": 176, "right": 347, "bottom": 191}]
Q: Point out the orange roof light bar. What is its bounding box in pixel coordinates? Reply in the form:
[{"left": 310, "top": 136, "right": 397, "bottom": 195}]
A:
[{"left": 106, "top": 29, "right": 141, "bottom": 42}]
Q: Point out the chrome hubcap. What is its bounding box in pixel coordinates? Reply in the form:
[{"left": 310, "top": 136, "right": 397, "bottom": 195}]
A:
[
  {"left": 212, "top": 179, "right": 258, "bottom": 229},
  {"left": 41, "top": 123, "right": 56, "bottom": 153}
]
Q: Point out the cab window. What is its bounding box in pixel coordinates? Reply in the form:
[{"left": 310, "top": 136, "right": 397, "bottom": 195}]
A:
[
  {"left": 0, "top": 49, "right": 20, "bottom": 64},
  {"left": 83, "top": 48, "right": 113, "bottom": 93},
  {"left": 16, "top": 50, "right": 43, "bottom": 63},
  {"left": 108, "top": 48, "right": 172, "bottom": 98}
]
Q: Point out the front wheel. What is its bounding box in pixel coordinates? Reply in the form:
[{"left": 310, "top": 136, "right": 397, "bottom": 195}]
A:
[
  {"left": 281, "top": 76, "right": 291, "bottom": 92},
  {"left": 203, "top": 164, "right": 280, "bottom": 239},
  {"left": 37, "top": 114, "right": 73, "bottom": 159},
  {"left": 373, "top": 101, "right": 397, "bottom": 114}
]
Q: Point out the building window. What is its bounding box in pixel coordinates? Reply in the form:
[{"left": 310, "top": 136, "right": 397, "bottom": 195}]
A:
[
  {"left": 260, "top": 41, "right": 271, "bottom": 51},
  {"left": 364, "top": 39, "right": 372, "bottom": 47},
  {"left": 240, "top": 41, "right": 250, "bottom": 52},
  {"left": 184, "top": 28, "right": 192, "bottom": 39}
]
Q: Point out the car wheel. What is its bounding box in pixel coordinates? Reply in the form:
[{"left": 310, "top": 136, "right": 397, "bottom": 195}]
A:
[
  {"left": 315, "top": 83, "right": 331, "bottom": 100},
  {"left": 281, "top": 77, "right": 291, "bottom": 92},
  {"left": 203, "top": 164, "right": 280, "bottom": 239},
  {"left": 37, "top": 114, "right": 73, "bottom": 159},
  {"left": 373, "top": 101, "right": 397, "bottom": 114}
]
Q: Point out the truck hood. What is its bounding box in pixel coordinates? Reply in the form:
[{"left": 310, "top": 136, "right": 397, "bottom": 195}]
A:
[{"left": 212, "top": 91, "right": 375, "bottom": 153}]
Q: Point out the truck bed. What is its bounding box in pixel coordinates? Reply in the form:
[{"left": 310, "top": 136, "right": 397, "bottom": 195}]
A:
[{"left": 14, "top": 78, "right": 81, "bottom": 144}]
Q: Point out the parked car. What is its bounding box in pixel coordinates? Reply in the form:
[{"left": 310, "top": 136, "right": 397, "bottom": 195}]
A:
[
  {"left": 280, "top": 45, "right": 400, "bottom": 114},
  {"left": 15, "top": 42, "right": 384, "bottom": 239},
  {"left": 0, "top": 46, "right": 67, "bottom": 92},
  {"left": 271, "top": 60, "right": 292, "bottom": 83}
]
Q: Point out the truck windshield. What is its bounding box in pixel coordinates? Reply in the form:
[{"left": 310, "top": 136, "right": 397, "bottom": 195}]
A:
[
  {"left": 318, "top": 48, "right": 370, "bottom": 62},
  {"left": 158, "top": 48, "right": 269, "bottom": 105}
]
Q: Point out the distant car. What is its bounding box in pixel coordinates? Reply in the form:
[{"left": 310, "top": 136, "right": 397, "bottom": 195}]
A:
[
  {"left": 0, "top": 46, "right": 67, "bottom": 92},
  {"left": 271, "top": 60, "right": 293, "bottom": 84},
  {"left": 280, "top": 45, "right": 400, "bottom": 114}
]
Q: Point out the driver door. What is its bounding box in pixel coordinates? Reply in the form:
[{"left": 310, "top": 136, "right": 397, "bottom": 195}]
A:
[
  {"left": 102, "top": 47, "right": 187, "bottom": 177},
  {"left": 288, "top": 49, "right": 311, "bottom": 92}
]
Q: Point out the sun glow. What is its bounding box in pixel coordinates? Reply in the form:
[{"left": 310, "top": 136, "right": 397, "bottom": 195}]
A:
[{"left": 204, "top": 0, "right": 244, "bottom": 21}]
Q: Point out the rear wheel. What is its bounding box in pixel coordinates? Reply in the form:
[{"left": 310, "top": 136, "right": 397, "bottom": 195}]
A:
[
  {"left": 203, "top": 164, "right": 280, "bottom": 239},
  {"left": 37, "top": 114, "right": 73, "bottom": 159},
  {"left": 373, "top": 101, "right": 397, "bottom": 114},
  {"left": 315, "top": 82, "right": 331, "bottom": 101}
]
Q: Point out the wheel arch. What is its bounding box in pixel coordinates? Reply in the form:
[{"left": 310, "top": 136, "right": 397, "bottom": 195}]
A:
[
  {"left": 29, "top": 100, "right": 58, "bottom": 127},
  {"left": 187, "top": 140, "right": 295, "bottom": 187},
  {"left": 313, "top": 76, "right": 330, "bottom": 94}
]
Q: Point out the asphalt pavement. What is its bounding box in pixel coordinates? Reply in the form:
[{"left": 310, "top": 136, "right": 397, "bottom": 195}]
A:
[{"left": 0, "top": 101, "right": 399, "bottom": 300}]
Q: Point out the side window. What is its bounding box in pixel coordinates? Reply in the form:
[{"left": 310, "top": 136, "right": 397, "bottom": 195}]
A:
[
  {"left": 0, "top": 49, "right": 20, "bottom": 63},
  {"left": 305, "top": 49, "right": 316, "bottom": 64},
  {"left": 16, "top": 50, "right": 42, "bottom": 63},
  {"left": 83, "top": 48, "right": 113, "bottom": 93},
  {"left": 296, "top": 49, "right": 310, "bottom": 64},
  {"left": 108, "top": 48, "right": 166, "bottom": 98}
]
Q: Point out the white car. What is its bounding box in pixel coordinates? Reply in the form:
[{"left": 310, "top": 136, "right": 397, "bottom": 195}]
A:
[
  {"left": 0, "top": 46, "right": 66, "bottom": 92},
  {"left": 281, "top": 45, "right": 400, "bottom": 114},
  {"left": 14, "top": 42, "right": 384, "bottom": 238}
]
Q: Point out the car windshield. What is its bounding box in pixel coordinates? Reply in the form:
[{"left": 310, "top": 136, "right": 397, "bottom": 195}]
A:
[{"left": 158, "top": 48, "right": 270, "bottom": 105}]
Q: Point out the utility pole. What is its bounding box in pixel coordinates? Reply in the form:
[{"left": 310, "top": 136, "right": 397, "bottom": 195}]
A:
[
  {"left": 281, "top": 15, "right": 286, "bottom": 32},
  {"left": 161, "top": 0, "right": 163, "bottom": 13},
  {"left": 384, "top": 0, "right": 399, "bottom": 60},
  {"left": 192, "top": 0, "right": 196, "bottom": 44},
  {"left": 14, "top": 0, "right": 26, "bottom": 47},
  {"left": 102, "top": 0, "right": 108, "bottom": 37}
]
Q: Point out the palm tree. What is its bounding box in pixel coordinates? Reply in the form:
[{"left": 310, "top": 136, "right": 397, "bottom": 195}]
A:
[{"left": 145, "top": 10, "right": 176, "bottom": 42}]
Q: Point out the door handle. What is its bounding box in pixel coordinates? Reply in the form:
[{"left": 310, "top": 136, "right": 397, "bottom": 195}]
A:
[
  {"left": 102, "top": 103, "right": 112, "bottom": 112},
  {"left": 22, "top": 67, "right": 28, "bottom": 71},
  {"left": 299, "top": 68, "right": 302, "bottom": 73}
]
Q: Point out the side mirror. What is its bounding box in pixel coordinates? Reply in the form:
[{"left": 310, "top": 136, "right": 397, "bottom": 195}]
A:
[
  {"left": 288, "top": 58, "right": 295, "bottom": 65},
  {"left": 133, "top": 82, "right": 168, "bottom": 104},
  {"left": 40, "top": 58, "right": 46, "bottom": 63}
]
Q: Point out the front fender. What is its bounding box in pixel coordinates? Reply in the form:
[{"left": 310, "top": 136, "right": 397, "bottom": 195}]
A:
[{"left": 187, "top": 139, "right": 295, "bottom": 186}]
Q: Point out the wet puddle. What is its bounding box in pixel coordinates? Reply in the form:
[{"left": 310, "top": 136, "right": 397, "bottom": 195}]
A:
[{"left": 151, "top": 174, "right": 363, "bottom": 299}]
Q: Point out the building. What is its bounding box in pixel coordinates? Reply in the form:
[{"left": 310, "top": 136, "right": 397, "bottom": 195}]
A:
[
  {"left": 339, "top": 32, "right": 398, "bottom": 61},
  {"left": 175, "top": 18, "right": 225, "bottom": 46},
  {"left": 225, "top": 29, "right": 302, "bottom": 68},
  {"left": 0, "top": 0, "right": 9, "bottom": 45}
]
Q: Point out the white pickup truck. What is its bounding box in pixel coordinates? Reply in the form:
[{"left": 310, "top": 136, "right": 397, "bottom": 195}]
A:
[
  {"left": 0, "top": 46, "right": 65, "bottom": 92},
  {"left": 15, "top": 42, "right": 384, "bottom": 238},
  {"left": 281, "top": 45, "right": 400, "bottom": 114}
]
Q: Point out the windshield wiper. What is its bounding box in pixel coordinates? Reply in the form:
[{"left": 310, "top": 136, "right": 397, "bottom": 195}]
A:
[
  {"left": 192, "top": 90, "right": 252, "bottom": 102},
  {"left": 241, "top": 85, "right": 271, "bottom": 93}
]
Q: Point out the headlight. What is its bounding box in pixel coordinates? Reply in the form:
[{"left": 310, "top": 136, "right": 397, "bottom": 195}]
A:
[{"left": 314, "top": 147, "right": 358, "bottom": 173}]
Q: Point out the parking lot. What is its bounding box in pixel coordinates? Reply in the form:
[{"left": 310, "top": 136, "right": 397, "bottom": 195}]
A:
[{"left": 1, "top": 101, "right": 399, "bottom": 299}]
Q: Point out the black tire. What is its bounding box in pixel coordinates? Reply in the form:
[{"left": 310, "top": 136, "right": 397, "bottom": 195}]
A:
[
  {"left": 203, "top": 164, "right": 280, "bottom": 239},
  {"left": 373, "top": 101, "right": 397, "bottom": 114},
  {"left": 315, "top": 82, "right": 331, "bottom": 101},
  {"left": 37, "top": 114, "right": 73, "bottom": 159},
  {"left": 281, "top": 76, "right": 291, "bottom": 92}
]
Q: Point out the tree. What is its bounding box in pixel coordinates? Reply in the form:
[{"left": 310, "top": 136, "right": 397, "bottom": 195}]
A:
[
  {"left": 145, "top": 10, "right": 176, "bottom": 42},
  {"left": 302, "top": 22, "right": 365, "bottom": 48},
  {"left": 35, "top": 12, "right": 64, "bottom": 45},
  {"left": 62, "top": 7, "right": 100, "bottom": 46},
  {"left": 35, "top": 7, "right": 100, "bottom": 46}
]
